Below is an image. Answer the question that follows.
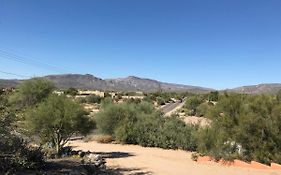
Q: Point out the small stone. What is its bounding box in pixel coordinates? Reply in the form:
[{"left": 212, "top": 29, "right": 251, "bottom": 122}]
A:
[
  {"left": 79, "top": 151, "right": 86, "bottom": 158},
  {"left": 87, "top": 153, "right": 102, "bottom": 161}
]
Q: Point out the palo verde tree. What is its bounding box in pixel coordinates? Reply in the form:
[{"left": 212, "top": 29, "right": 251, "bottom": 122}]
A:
[
  {"left": 197, "top": 92, "right": 281, "bottom": 164},
  {"left": 25, "top": 94, "right": 95, "bottom": 156},
  {"left": 208, "top": 91, "right": 219, "bottom": 102},
  {"left": 277, "top": 90, "right": 281, "bottom": 103},
  {"left": 184, "top": 95, "right": 204, "bottom": 116},
  {"left": 64, "top": 87, "right": 78, "bottom": 96},
  {"left": 9, "top": 78, "right": 54, "bottom": 109}
]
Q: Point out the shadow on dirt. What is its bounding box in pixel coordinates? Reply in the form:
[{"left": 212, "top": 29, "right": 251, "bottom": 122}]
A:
[
  {"left": 94, "top": 151, "right": 135, "bottom": 159},
  {"left": 107, "top": 167, "right": 153, "bottom": 175}
]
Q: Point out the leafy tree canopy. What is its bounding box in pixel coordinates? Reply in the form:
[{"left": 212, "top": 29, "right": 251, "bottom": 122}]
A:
[
  {"left": 9, "top": 78, "right": 54, "bottom": 109},
  {"left": 25, "top": 94, "right": 95, "bottom": 155}
]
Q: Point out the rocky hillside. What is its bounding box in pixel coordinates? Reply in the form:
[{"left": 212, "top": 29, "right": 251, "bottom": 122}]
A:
[
  {"left": 105, "top": 76, "right": 211, "bottom": 92},
  {"left": 0, "top": 74, "right": 212, "bottom": 93},
  {"left": 229, "top": 83, "right": 281, "bottom": 94},
  {"left": 45, "top": 74, "right": 107, "bottom": 90},
  {"left": 1, "top": 74, "right": 280, "bottom": 94},
  {"left": 0, "top": 79, "right": 21, "bottom": 88}
]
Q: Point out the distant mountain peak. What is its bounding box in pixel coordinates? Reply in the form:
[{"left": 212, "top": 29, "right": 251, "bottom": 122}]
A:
[
  {"left": 230, "top": 83, "right": 281, "bottom": 94},
  {"left": 127, "top": 76, "right": 139, "bottom": 79},
  {"left": 2, "top": 74, "right": 279, "bottom": 94},
  {"left": 0, "top": 74, "right": 212, "bottom": 93}
]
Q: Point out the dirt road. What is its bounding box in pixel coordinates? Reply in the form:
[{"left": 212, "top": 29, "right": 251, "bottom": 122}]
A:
[{"left": 69, "top": 140, "right": 280, "bottom": 175}]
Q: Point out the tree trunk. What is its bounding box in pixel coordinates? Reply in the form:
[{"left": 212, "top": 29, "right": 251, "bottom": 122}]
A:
[
  {"left": 55, "top": 143, "right": 60, "bottom": 158},
  {"left": 54, "top": 132, "right": 62, "bottom": 158}
]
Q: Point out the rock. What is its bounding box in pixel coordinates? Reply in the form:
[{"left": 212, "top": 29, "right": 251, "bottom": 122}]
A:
[
  {"left": 82, "top": 153, "right": 106, "bottom": 169},
  {"left": 79, "top": 151, "right": 86, "bottom": 158},
  {"left": 87, "top": 154, "right": 102, "bottom": 161}
]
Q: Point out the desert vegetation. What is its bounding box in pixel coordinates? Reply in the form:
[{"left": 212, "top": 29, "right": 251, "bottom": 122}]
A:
[
  {"left": 95, "top": 90, "right": 281, "bottom": 165},
  {"left": 1, "top": 77, "right": 281, "bottom": 174},
  {"left": 0, "top": 79, "right": 98, "bottom": 174},
  {"left": 95, "top": 101, "right": 197, "bottom": 151},
  {"left": 196, "top": 92, "right": 281, "bottom": 164},
  {"left": 0, "top": 82, "right": 45, "bottom": 173}
]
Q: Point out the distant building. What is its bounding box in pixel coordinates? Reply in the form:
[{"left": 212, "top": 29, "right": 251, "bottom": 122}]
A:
[
  {"left": 77, "top": 90, "right": 105, "bottom": 97},
  {"left": 122, "top": 95, "right": 144, "bottom": 99},
  {"left": 1, "top": 87, "right": 15, "bottom": 94},
  {"left": 53, "top": 90, "right": 64, "bottom": 95},
  {"left": 109, "top": 92, "right": 117, "bottom": 98}
]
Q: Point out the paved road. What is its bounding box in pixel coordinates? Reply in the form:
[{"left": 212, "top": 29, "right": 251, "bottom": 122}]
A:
[
  {"left": 161, "top": 98, "right": 186, "bottom": 115},
  {"left": 161, "top": 102, "right": 182, "bottom": 114}
]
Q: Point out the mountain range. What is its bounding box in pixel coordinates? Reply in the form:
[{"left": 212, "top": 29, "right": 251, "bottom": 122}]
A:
[{"left": 0, "top": 74, "right": 280, "bottom": 94}]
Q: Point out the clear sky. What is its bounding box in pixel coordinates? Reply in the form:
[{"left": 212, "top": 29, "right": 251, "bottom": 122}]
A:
[{"left": 0, "top": 0, "right": 281, "bottom": 89}]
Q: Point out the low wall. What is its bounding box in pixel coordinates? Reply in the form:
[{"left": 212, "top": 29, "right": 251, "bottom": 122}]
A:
[{"left": 197, "top": 156, "right": 281, "bottom": 170}]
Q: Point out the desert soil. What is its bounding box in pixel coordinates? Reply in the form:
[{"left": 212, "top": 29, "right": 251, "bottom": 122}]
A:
[{"left": 69, "top": 140, "right": 280, "bottom": 175}]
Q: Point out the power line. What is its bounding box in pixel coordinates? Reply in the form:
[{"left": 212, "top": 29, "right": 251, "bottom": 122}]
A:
[
  {"left": 0, "top": 70, "right": 29, "bottom": 78},
  {"left": 0, "top": 49, "right": 68, "bottom": 73},
  {"left": 0, "top": 49, "right": 73, "bottom": 74}
]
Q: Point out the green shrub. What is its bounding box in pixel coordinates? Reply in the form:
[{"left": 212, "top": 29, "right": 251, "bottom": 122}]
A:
[
  {"left": 0, "top": 95, "right": 44, "bottom": 173},
  {"left": 25, "top": 94, "right": 95, "bottom": 156},
  {"left": 95, "top": 103, "right": 135, "bottom": 135},
  {"left": 196, "top": 93, "right": 281, "bottom": 164},
  {"left": 64, "top": 87, "right": 78, "bottom": 96},
  {"left": 156, "top": 97, "right": 165, "bottom": 105},
  {"left": 77, "top": 97, "right": 87, "bottom": 103},
  {"left": 208, "top": 91, "right": 219, "bottom": 102},
  {"left": 158, "top": 117, "right": 197, "bottom": 150},
  {"left": 85, "top": 94, "right": 102, "bottom": 104},
  {"left": 96, "top": 101, "right": 198, "bottom": 151},
  {"left": 184, "top": 96, "right": 204, "bottom": 116},
  {"left": 0, "top": 137, "right": 45, "bottom": 173},
  {"left": 9, "top": 78, "right": 54, "bottom": 109},
  {"left": 196, "top": 102, "right": 213, "bottom": 117}
]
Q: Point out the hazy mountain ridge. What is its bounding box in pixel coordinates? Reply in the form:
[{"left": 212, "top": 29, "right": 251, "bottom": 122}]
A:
[
  {"left": 0, "top": 74, "right": 212, "bottom": 93},
  {"left": 0, "top": 79, "right": 21, "bottom": 88},
  {"left": 228, "top": 83, "right": 281, "bottom": 94},
  {"left": 0, "top": 74, "right": 281, "bottom": 94}
]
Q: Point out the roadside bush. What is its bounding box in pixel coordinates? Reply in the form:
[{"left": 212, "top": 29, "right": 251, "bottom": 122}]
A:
[
  {"left": 196, "top": 102, "right": 214, "bottom": 117},
  {"left": 184, "top": 96, "right": 204, "bottom": 116},
  {"left": 196, "top": 93, "right": 281, "bottom": 164},
  {"left": 158, "top": 116, "right": 198, "bottom": 151},
  {"left": 96, "top": 91, "right": 281, "bottom": 164},
  {"left": 78, "top": 95, "right": 102, "bottom": 104},
  {"left": 96, "top": 102, "right": 198, "bottom": 151},
  {"left": 77, "top": 97, "right": 87, "bottom": 103},
  {"left": 124, "top": 98, "right": 142, "bottom": 104},
  {"left": 195, "top": 126, "right": 237, "bottom": 161},
  {"left": 100, "top": 97, "right": 113, "bottom": 108},
  {"left": 86, "top": 95, "right": 102, "bottom": 104},
  {"left": 64, "top": 87, "right": 78, "bottom": 96},
  {"left": 95, "top": 103, "right": 135, "bottom": 135},
  {"left": 208, "top": 91, "right": 219, "bottom": 102},
  {"left": 156, "top": 97, "right": 165, "bottom": 105},
  {"left": 114, "top": 111, "right": 163, "bottom": 146}
]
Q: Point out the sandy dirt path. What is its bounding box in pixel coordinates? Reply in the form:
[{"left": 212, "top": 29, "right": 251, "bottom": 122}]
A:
[{"left": 69, "top": 140, "right": 280, "bottom": 175}]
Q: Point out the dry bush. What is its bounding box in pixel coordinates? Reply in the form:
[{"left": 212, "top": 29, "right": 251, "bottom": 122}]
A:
[{"left": 95, "top": 135, "right": 114, "bottom": 144}]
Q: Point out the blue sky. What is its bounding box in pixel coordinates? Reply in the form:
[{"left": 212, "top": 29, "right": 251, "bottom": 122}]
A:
[{"left": 0, "top": 0, "right": 281, "bottom": 89}]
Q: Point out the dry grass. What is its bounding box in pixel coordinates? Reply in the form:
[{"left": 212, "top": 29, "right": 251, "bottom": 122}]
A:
[{"left": 95, "top": 135, "right": 114, "bottom": 144}]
